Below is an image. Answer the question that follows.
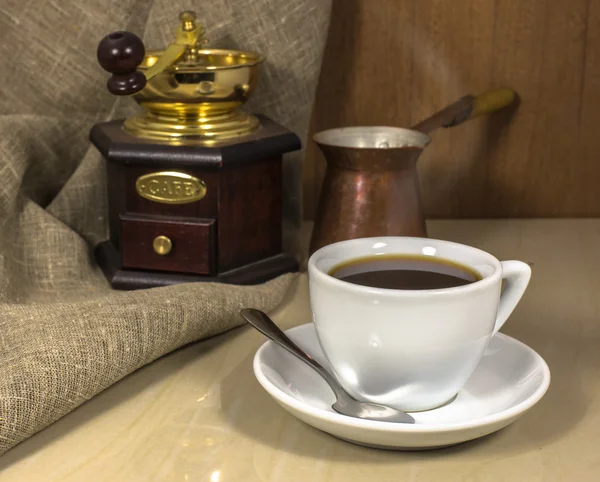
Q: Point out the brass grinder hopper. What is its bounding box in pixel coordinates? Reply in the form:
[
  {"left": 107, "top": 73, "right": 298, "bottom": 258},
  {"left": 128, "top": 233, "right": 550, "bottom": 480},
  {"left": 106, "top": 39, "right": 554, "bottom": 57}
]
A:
[{"left": 96, "top": 11, "right": 264, "bottom": 145}]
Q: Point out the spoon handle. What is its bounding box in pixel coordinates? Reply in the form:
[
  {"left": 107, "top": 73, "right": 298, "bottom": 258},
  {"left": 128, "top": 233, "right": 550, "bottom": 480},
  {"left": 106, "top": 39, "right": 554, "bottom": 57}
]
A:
[{"left": 240, "top": 308, "right": 346, "bottom": 399}]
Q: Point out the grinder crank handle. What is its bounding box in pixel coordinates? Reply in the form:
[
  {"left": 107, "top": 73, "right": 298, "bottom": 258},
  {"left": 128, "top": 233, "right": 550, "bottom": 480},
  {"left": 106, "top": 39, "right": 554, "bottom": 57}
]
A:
[
  {"left": 97, "top": 31, "right": 147, "bottom": 96},
  {"left": 411, "top": 87, "right": 517, "bottom": 135},
  {"left": 96, "top": 10, "right": 204, "bottom": 96}
]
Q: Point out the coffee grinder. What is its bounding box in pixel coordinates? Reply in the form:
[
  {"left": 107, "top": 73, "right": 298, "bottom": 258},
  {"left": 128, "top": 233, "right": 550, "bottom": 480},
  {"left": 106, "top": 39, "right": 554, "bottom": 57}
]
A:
[{"left": 91, "top": 11, "right": 301, "bottom": 290}]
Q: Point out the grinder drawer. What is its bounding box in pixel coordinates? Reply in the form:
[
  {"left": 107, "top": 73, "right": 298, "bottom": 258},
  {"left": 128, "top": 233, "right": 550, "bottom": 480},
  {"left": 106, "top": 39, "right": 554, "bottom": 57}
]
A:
[{"left": 120, "top": 214, "right": 216, "bottom": 275}]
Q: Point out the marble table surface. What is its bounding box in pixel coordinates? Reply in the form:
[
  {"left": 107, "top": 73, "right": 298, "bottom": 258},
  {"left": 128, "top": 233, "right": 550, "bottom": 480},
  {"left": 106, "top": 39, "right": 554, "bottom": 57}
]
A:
[{"left": 0, "top": 219, "right": 597, "bottom": 481}]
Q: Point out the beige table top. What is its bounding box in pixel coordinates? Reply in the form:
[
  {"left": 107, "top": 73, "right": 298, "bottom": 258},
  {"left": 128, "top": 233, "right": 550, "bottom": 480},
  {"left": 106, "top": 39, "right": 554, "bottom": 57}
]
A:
[{"left": 0, "top": 219, "right": 596, "bottom": 481}]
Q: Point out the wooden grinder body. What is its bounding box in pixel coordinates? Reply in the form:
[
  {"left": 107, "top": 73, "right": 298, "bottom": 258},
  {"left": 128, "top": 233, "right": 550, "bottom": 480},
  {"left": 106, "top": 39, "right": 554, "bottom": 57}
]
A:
[{"left": 91, "top": 116, "right": 301, "bottom": 290}]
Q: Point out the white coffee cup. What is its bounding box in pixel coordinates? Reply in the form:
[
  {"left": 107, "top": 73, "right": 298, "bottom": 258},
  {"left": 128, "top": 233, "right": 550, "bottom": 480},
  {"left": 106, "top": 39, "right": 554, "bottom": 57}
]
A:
[{"left": 307, "top": 236, "right": 531, "bottom": 412}]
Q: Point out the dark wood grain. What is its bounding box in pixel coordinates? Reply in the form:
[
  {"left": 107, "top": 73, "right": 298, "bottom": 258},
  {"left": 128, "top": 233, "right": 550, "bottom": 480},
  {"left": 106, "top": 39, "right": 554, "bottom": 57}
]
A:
[
  {"left": 95, "top": 241, "right": 298, "bottom": 290},
  {"left": 92, "top": 114, "right": 301, "bottom": 288},
  {"left": 218, "top": 157, "right": 282, "bottom": 271},
  {"left": 90, "top": 116, "right": 301, "bottom": 168},
  {"left": 120, "top": 214, "right": 215, "bottom": 275},
  {"left": 304, "top": 0, "right": 600, "bottom": 219},
  {"left": 105, "top": 159, "right": 126, "bottom": 249}
]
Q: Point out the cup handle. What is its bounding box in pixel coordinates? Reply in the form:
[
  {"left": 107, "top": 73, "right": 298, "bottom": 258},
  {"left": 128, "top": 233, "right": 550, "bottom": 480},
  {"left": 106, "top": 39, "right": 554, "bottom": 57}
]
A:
[{"left": 493, "top": 261, "right": 532, "bottom": 335}]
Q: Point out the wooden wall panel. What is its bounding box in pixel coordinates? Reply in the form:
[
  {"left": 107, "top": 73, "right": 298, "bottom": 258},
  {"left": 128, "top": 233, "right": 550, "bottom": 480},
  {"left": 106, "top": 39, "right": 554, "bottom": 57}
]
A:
[{"left": 303, "top": 0, "right": 600, "bottom": 219}]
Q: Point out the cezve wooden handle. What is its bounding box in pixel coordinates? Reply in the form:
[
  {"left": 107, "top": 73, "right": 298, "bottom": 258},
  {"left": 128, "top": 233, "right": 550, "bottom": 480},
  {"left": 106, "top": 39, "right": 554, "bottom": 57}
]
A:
[{"left": 411, "top": 87, "right": 517, "bottom": 135}]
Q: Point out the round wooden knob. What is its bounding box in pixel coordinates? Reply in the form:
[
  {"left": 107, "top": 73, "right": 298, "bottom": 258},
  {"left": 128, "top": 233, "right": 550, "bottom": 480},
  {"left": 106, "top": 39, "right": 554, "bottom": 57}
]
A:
[{"left": 97, "top": 31, "right": 147, "bottom": 96}]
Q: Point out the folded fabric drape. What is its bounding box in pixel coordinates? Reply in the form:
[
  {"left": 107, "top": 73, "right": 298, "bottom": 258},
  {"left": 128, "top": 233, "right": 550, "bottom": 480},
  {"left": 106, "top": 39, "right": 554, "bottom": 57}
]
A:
[{"left": 0, "top": 0, "right": 331, "bottom": 455}]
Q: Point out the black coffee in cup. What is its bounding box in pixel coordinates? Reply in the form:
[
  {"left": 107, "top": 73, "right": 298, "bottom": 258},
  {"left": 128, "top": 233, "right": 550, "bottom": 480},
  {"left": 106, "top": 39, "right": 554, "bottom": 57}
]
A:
[{"left": 329, "top": 254, "right": 481, "bottom": 290}]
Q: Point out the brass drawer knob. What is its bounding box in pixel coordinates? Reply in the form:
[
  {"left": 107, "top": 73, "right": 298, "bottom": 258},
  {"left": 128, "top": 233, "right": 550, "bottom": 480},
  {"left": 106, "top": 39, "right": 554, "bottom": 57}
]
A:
[{"left": 153, "top": 235, "right": 173, "bottom": 255}]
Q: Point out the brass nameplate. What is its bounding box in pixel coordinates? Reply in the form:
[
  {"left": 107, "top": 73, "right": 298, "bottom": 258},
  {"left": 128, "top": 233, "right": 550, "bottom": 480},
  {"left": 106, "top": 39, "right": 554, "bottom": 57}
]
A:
[{"left": 136, "top": 171, "right": 206, "bottom": 204}]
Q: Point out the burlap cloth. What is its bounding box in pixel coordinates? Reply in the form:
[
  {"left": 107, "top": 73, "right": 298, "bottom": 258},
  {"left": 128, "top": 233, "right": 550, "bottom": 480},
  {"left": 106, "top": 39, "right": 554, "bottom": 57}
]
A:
[{"left": 0, "top": 0, "right": 331, "bottom": 455}]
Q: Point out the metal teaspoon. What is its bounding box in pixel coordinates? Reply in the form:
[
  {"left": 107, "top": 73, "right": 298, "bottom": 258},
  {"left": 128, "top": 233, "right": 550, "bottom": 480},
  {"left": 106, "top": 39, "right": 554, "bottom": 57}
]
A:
[{"left": 240, "top": 308, "right": 415, "bottom": 424}]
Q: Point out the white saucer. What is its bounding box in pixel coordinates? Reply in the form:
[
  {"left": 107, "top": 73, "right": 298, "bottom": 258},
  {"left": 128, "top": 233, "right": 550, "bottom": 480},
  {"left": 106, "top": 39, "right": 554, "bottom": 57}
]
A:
[{"left": 253, "top": 323, "right": 551, "bottom": 450}]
